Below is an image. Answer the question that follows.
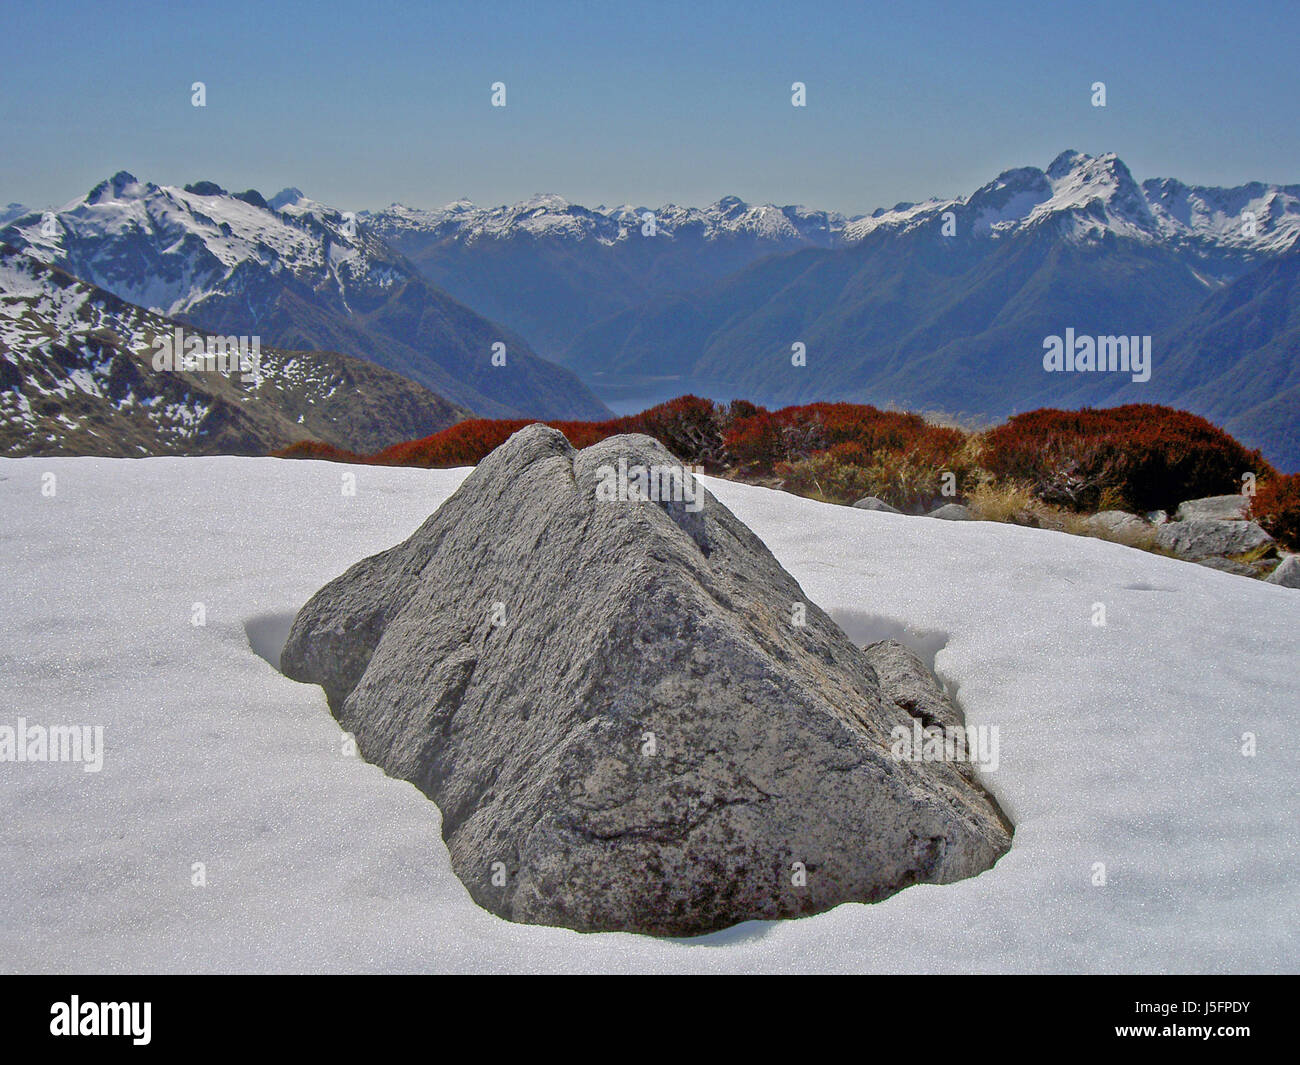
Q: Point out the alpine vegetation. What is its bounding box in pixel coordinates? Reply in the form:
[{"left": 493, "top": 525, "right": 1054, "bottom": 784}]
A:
[{"left": 281, "top": 425, "right": 1012, "bottom": 935}]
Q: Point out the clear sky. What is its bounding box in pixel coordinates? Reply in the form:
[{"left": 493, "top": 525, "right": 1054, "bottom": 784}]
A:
[{"left": 2, "top": 0, "right": 1295, "bottom": 215}]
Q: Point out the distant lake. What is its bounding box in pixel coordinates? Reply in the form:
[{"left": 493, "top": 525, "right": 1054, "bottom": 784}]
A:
[{"left": 586, "top": 374, "right": 762, "bottom": 416}]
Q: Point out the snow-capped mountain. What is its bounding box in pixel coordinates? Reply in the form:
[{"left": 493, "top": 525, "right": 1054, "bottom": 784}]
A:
[
  {"left": 368, "top": 150, "right": 1299, "bottom": 258},
  {"left": 0, "top": 245, "right": 469, "bottom": 457},
  {"left": 363, "top": 193, "right": 847, "bottom": 247},
  {"left": 0, "top": 174, "right": 610, "bottom": 421},
  {"left": 358, "top": 151, "right": 1299, "bottom": 359},
  {"left": 840, "top": 151, "right": 1300, "bottom": 267}
]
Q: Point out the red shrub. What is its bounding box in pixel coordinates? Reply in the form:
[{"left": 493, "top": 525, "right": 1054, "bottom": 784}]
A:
[
  {"left": 984, "top": 405, "right": 1274, "bottom": 512},
  {"left": 273, "top": 440, "right": 364, "bottom": 463},
  {"left": 365, "top": 395, "right": 728, "bottom": 470},
  {"left": 621, "top": 395, "right": 725, "bottom": 466},
  {"left": 725, "top": 401, "right": 967, "bottom": 475},
  {"left": 1252, "top": 473, "right": 1300, "bottom": 550},
  {"left": 374, "top": 419, "right": 533, "bottom": 467},
  {"left": 723, "top": 409, "right": 787, "bottom": 472}
]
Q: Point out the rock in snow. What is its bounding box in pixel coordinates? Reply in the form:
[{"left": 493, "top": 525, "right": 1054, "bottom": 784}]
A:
[
  {"left": 282, "top": 425, "right": 1011, "bottom": 936},
  {"left": 1196, "top": 557, "right": 1259, "bottom": 577}
]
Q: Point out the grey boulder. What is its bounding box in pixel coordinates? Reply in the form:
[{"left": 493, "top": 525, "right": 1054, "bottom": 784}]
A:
[
  {"left": 927, "top": 503, "right": 974, "bottom": 521},
  {"left": 1155, "top": 518, "right": 1274, "bottom": 561},
  {"left": 281, "top": 424, "right": 1011, "bottom": 936},
  {"left": 1266, "top": 555, "right": 1300, "bottom": 588},
  {"left": 1175, "top": 495, "right": 1251, "bottom": 522},
  {"left": 852, "top": 495, "right": 901, "bottom": 514}
]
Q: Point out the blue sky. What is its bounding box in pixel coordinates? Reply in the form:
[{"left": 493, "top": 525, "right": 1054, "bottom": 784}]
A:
[{"left": 2, "top": 0, "right": 1295, "bottom": 214}]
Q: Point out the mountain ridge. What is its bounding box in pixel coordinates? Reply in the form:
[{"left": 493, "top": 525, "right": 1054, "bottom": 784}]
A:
[
  {"left": 0, "top": 174, "right": 611, "bottom": 421},
  {"left": 0, "top": 244, "right": 470, "bottom": 457}
]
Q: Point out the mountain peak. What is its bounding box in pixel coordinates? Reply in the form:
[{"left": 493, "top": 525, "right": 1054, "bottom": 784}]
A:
[
  {"left": 87, "top": 171, "right": 141, "bottom": 203},
  {"left": 183, "top": 181, "right": 227, "bottom": 197},
  {"left": 520, "top": 193, "right": 570, "bottom": 211},
  {"left": 268, "top": 187, "right": 306, "bottom": 211},
  {"left": 1046, "top": 150, "right": 1090, "bottom": 179}
]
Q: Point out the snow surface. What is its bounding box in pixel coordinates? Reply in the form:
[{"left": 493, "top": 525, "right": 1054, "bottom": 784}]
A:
[{"left": 0, "top": 457, "right": 1296, "bottom": 973}]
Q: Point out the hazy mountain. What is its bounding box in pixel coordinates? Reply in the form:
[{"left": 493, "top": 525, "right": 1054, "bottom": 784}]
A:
[
  {"left": 365, "top": 152, "right": 1298, "bottom": 367},
  {"left": 361, "top": 195, "right": 848, "bottom": 354},
  {"left": 0, "top": 245, "right": 469, "bottom": 457},
  {"left": 1, "top": 173, "right": 610, "bottom": 420}
]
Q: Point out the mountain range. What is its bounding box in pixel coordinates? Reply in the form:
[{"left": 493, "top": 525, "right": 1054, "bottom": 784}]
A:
[
  {"left": 0, "top": 174, "right": 610, "bottom": 423},
  {"left": 2, "top": 151, "right": 1296, "bottom": 468}
]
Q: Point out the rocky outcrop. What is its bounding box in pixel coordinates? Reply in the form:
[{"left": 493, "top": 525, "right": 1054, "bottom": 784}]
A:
[{"left": 282, "top": 425, "right": 1012, "bottom": 936}]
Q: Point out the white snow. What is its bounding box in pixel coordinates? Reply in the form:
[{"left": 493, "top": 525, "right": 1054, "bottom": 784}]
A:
[{"left": 0, "top": 457, "right": 1295, "bottom": 973}]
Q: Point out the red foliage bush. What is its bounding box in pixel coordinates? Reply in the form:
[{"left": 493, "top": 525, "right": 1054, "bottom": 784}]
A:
[
  {"left": 367, "top": 395, "right": 728, "bottom": 470},
  {"left": 723, "top": 409, "right": 787, "bottom": 471},
  {"left": 372, "top": 419, "right": 532, "bottom": 466},
  {"left": 274, "top": 396, "right": 1279, "bottom": 534},
  {"left": 983, "top": 405, "right": 1273, "bottom": 513},
  {"left": 725, "top": 401, "right": 966, "bottom": 475},
  {"left": 1252, "top": 472, "right": 1300, "bottom": 550},
  {"left": 622, "top": 395, "right": 725, "bottom": 466},
  {"left": 273, "top": 440, "right": 364, "bottom": 463}
]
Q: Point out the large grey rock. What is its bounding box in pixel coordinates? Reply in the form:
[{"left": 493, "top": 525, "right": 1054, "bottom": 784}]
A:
[
  {"left": 1266, "top": 555, "right": 1300, "bottom": 588},
  {"left": 1175, "top": 495, "right": 1251, "bottom": 522},
  {"left": 852, "top": 495, "right": 901, "bottom": 514},
  {"left": 927, "top": 503, "right": 974, "bottom": 521},
  {"left": 1155, "top": 518, "right": 1274, "bottom": 561},
  {"left": 281, "top": 425, "right": 1011, "bottom": 937}
]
